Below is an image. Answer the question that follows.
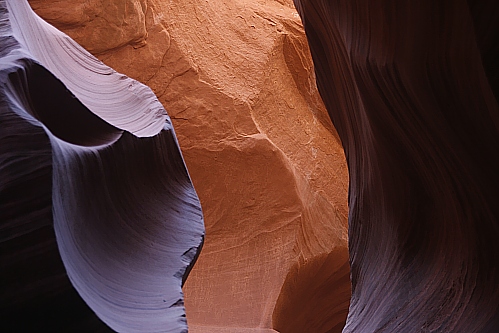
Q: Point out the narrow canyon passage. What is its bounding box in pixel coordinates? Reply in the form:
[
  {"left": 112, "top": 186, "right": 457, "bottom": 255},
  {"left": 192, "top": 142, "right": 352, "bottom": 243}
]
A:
[{"left": 9, "top": 0, "right": 498, "bottom": 332}]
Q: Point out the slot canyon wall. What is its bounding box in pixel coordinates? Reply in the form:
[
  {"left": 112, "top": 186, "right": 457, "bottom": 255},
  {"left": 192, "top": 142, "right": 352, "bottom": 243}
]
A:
[
  {"left": 1, "top": 1, "right": 204, "bottom": 332},
  {"left": 294, "top": 0, "right": 499, "bottom": 332},
  {"left": 2, "top": 0, "right": 351, "bottom": 332},
  {"left": 6, "top": 0, "right": 495, "bottom": 332}
]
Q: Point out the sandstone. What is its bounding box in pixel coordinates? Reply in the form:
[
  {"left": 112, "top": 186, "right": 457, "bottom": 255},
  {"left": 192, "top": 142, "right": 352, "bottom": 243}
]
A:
[
  {"left": 28, "top": 0, "right": 351, "bottom": 331},
  {"left": 10, "top": 0, "right": 499, "bottom": 331},
  {"left": 295, "top": 0, "right": 499, "bottom": 331},
  {"left": 1, "top": 1, "right": 203, "bottom": 331}
]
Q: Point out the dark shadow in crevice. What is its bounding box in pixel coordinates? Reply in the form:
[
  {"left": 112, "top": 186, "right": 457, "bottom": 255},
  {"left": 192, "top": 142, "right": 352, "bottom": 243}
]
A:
[
  {"left": 0, "top": 227, "right": 114, "bottom": 333},
  {"left": 9, "top": 60, "right": 123, "bottom": 147},
  {"left": 182, "top": 235, "right": 204, "bottom": 287},
  {"left": 272, "top": 247, "right": 351, "bottom": 333},
  {"left": 0, "top": 101, "right": 114, "bottom": 332}
]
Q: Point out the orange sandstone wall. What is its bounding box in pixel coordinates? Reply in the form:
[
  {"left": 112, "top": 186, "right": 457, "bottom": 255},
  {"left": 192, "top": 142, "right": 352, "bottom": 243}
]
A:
[{"left": 29, "top": 1, "right": 350, "bottom": 331}]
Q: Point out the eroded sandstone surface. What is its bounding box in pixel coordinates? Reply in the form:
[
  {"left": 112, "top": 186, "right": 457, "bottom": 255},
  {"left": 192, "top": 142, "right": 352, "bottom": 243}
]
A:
[
  {"left": 7, "top": 0, "right": 352, "bottom": 332},
  {"left": 11, "top": 0, "right": 499, "bottom": 332},
  {"left": 295, "top": 0, "right": 499, "bottom": 332},
  {"left": 1, "top": 1, "right": 203, "bottom": 332}
]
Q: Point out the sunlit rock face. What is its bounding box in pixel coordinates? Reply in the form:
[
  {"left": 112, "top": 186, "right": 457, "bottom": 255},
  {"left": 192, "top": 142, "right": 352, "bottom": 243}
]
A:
[
  {"left": 294, "top": 0, "right": 499, "bottom": 332},
  {"left": 1, "top": 1, "right": 204, "bottom": 332},
  {"left": 28, "top": 0, "right": 351, "bottom": 332}
]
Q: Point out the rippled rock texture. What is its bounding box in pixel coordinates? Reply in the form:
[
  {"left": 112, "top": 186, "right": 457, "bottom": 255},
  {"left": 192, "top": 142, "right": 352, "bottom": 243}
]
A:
[
  {"left": 294, "top": 0, "right": 499, "bottom": 332},
  {"left": 1, "top": 1, "right": 204, "bottom": 332},
  {"left": 26, "top": 0, "right": 351, "bottom": 332}
]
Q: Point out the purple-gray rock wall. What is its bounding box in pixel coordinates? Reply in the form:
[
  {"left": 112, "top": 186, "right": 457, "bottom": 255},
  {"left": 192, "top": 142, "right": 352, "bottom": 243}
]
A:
[{"left": 0, "top": 1, "right": 204, "bottom": 331}]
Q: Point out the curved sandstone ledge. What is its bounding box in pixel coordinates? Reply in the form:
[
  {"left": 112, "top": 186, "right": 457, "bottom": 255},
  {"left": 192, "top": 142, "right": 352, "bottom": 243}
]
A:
[
  {"left": 0, "top": 0, "right": 204, "bottom": 332},
  {"left": 7, "top": 0, "right": 167, "bottom": 137},
  {"left": 294, "top": 0, "right": 499, "bottom": 332}
]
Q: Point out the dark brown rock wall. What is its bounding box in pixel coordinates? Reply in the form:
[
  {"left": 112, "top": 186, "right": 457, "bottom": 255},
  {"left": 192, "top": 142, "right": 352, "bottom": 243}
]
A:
[{"left": 294, "top": 0, "right": 499, "bottom": 332}]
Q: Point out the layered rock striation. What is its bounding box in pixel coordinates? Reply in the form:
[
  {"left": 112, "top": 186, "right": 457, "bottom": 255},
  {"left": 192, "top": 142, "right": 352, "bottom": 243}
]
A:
[
  {"left": 27, "top": 0, "right": 352, "bottom": 331},
  {"left": 1, "top": 1, "right": 204, "bottom": 331},
  {"left": 14, "top": 0, "right": 499, "bottom": 331},
  {"left": 294, "top": 0, "right": 499, "bottom": 332}
]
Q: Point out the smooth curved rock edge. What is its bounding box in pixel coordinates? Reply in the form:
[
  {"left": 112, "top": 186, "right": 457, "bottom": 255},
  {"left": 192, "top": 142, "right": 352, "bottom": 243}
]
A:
[
  {"left": 294, "top": 0, "right": 499, "bottom": 332},
  {"left": 0, "top": 0, "right": 204, "bottom": 332}
]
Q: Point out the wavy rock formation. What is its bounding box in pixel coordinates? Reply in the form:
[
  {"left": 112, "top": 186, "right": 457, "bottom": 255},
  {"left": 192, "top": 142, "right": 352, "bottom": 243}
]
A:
[
  {"left": 1, "top": 1, "right": 204, "bottom": 332},
  {"left": 27, "top": 0, "right": 352, "bottom": 332},
  {"left": 294, "top": 0, "right": 499, "bottom": 332}
]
